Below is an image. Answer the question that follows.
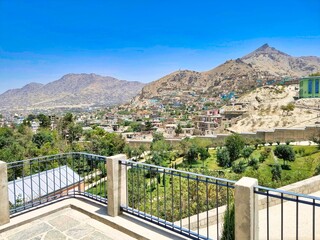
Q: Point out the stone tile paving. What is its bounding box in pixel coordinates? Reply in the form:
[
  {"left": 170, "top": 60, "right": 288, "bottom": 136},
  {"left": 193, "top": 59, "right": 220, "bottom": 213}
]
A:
[{"left": 1, "top": 208, "right": 135, "bottom": 240}]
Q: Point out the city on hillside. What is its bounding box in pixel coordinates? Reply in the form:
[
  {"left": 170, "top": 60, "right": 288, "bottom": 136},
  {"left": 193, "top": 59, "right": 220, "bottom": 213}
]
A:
[{"left": 1, "top": 1, "right": 320, "bottom": 239}]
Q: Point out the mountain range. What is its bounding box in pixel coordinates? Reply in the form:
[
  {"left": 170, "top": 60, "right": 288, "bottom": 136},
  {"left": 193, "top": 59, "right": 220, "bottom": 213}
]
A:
[
  {"left": 0, "top": 73, "right": 145, "bottom": 111},
  {"left": 1, "top": 44, "right": 319, "bottom": 111},
  {"left": 133, "top": 44, "right": 320, "bottom": 105}
]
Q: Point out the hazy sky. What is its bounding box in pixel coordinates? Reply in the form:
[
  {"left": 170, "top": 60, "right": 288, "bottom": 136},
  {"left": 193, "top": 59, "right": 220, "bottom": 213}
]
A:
[{"left": 0, "top": 0, "right": 319, "bottom": 93}]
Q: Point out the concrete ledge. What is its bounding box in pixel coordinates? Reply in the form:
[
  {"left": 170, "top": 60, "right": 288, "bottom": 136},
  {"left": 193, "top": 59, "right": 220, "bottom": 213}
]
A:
[
  {"left": 258, "top": 175, "right": 320, "bottom": 210},
  {"left": 174, "top": 205, "right": 227, "bottom": 231},
  {"left": 0, "top": 197, "right": 188, "bottom": 240}
]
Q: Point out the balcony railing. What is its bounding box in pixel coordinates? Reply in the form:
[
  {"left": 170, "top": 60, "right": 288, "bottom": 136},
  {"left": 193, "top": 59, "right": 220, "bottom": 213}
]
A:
[
  {"left": 120, "top": 160, "right": 235, "bottom": 239},
  {"left": 255, "top": 185, "right": 320, "bottom": 240},
  {"left": 6, "top": 153, "right": 107, "bottom": 215},
  {"left": 1, "top": 153, "right": 320, "bottom": 239}
]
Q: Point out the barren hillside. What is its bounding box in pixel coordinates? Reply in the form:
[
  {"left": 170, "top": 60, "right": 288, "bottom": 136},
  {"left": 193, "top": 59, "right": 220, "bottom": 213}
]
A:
[
  {"left": 0, "top": 73, "right": 145, "bottom": 110},
  {"left": 228, "top": 85, "right": 320, "bottom": 133},
  {"left": 133, "top": 44, "right": 320, "bottom": 106}
]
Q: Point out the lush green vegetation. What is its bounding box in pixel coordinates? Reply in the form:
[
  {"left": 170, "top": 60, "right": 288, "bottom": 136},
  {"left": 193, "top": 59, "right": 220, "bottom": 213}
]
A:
[
  {"left": 86, "top": 133, "right": 320, "bottom": 223},
  {"left": 176, "top": 143, "right": 320, "bottom": 189},
  {"left": 6, "top": 113, "right": 319, "bottom": 226},
  {"left": 0, "top": 113, "right": 126, "bottom": 167},
  {"left": 123, "top": 133, "right": 320, "bottom": 189}
]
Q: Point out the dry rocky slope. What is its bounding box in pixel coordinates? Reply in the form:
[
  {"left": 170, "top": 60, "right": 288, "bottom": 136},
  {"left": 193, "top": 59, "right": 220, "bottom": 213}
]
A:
[
  {"left": 228, "top": 85, "right": 320, "bottom": 133},
  {"left": 0, "top": 73, "right": 145, "bottom": 110},
  {"left": 133, "top": 44, "right": 320, "bottom": 105}
]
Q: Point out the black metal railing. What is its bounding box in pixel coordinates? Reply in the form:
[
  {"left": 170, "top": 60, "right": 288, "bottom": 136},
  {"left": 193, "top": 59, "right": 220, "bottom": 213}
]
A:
[
  {"left": 120, "top": 160, "right": 236, "bottom": 240},
  {"left": 6, "top": 153, "right": 320, "bottom": 240},
  {"left": 255, "top": 186, "right": 320, "bottom": 240},
  {"left": 7, "top": 152, "right": 107, "bottom": 215}
]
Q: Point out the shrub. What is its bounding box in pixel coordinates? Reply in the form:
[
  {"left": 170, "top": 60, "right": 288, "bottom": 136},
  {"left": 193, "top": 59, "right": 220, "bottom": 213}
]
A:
[
  {"left": 259, "top": 148, "right": 271, "bottom": 163},
  {"left": 232, "top": 160, "right": 246, "bottom": 174},
  {"left": 274, "top": 145, "right": 295, "bottom": 167},
  {"left": 248, "top": 157, "right": 259, "bottom": 170},
  {"left": 217, "top": 147, "right": 231, "bottom": 167},
  {"left": 221, "top": 203, "right": 235, "bottom": 240},
  {"left": 271, "top": 164, "right": 282, "bottom": 181},
  {"left": 225, "top": 134, "right": 245, "bottom": 162},
  {"left": 314, "top": 164, "right": 320, "bottom": 176},
  {"left": 296, "top": 148, "right": 306, "bottom": 157},
  {"left": 241, "top": 146, "right": 254, "bottom": 160}
]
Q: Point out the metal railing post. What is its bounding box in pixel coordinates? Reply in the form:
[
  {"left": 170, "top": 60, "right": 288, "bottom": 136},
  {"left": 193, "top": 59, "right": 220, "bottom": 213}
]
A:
[
  {"left": 0, "top": 161, "right": 10, "bottom": 225},
  {"left": 106, "top": 154, "right": 127, "bottom": 217},
  {"left": 235, "top": 177, "right": 259, "bottom": 240}
]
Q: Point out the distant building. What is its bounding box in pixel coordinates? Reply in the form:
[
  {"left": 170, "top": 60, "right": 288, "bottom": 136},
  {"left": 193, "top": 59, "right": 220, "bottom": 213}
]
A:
[
  {"left": 195, "top": 114, "right": 221, "bottom": 135},
  {"left": 299, "top": 76, "right": 320, "bottom": 98},
  {"left": 31, "top": 120, "right": 40, "bottom": 133}
]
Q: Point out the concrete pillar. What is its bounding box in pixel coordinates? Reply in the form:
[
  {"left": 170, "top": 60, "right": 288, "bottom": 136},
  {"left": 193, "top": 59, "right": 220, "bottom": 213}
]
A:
[
  {"left": 107, "top": 154, "right": 127, "bottom": 217},
  {"left": 235, "top": 177, "right": 259, "bottom": 240},
  {"left": 0, "top": 161, "right": 10, "bottom": 225}
]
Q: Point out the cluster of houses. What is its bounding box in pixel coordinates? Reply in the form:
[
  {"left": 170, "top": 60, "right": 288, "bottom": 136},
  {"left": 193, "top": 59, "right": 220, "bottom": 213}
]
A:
[{"left": 1, "top": 76, "right": 318, "bottom": 143}]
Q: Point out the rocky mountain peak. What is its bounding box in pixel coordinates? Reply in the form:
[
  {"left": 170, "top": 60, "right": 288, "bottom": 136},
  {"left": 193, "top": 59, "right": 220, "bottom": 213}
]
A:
[
  {"left": 23, "top": 82, "right": 44, "bottom": 88},
  {"left": 242, "top": 44, "right": 289, "bottom": 60},
  {"left": 259, "top": 43, "right": 269, "bottom": 49},
  {"left": 133, "top": 44, "right": 320, "bottom": 106}
]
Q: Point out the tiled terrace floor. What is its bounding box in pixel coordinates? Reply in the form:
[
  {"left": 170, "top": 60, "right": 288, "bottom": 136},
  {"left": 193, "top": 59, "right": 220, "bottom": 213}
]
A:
[
  {"left": 0, "top": 208, "right": 135, "bottom": 240},
  {"left": 0, "top": 197, "right": 188, "bottom": 240}
]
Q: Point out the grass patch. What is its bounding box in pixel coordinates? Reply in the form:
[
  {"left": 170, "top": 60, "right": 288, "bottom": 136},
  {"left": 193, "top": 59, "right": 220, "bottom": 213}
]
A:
[
  {"left": 87, "top": 181, "right": 107, "bottom": 196},
  {"left": 176, "top": 146, "right": 320, "bottom": 188}
]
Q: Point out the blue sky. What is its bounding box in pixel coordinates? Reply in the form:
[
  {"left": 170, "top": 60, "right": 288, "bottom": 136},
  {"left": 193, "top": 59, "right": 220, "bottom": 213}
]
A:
[{"left": 0, "top": 0, "right": 319, "bottom": 94}]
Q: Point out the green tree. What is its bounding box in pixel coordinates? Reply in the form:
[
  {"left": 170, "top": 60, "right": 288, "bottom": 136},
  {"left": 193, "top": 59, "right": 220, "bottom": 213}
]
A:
[
  {"left": 217, "top": 148, "right": 231, "bottom": 167},
  {"left": 259, "top": 148, "right": 271, "bottom": 163},
  {"left": 32, "top": 131, "right": 53, "bottom": 149},
  {"left": 271, "top": 164, "right": 282, "bottom": 181},
  {"left": 225, "top": 134, "right": 245, "bottom": 162},
  {"left": 86, "top": 129, "right": 126, "bottom": 156},
  {"left": 185, "top": 145, "right": 198, "bottom": 165},
  {"left": 144, "top": 121, "right": 153, "bottom": 131},
  {"left": 150, "top": 152, "right": 162, "bottom": 165},
  {"left": 175, "top": 123, "right": 183, "bottom": 136},
  {"left": 124, "top": 145, "right": 133, "bottom": 158},
  {"left": 26, "top": 114, "right": 36, "bottom": 122},
  {"left": 37, "top": 114, "right": 51, "bottom": 128},
  {"left": 130, "top": 122, "right": 142, "bottom": 132},
  {"left": 241, "top": 146, "right": 254, "bottom": 161},
  {"left": 63, "top": 112, "right": 74, "bottom": 124},
  {"left": 274, "top": 145, "right": 295, "bottom": 167},
  {"left": 232, "top": 160, "right": 246, "bottom": 174},
  {"left": 178, "top": 138, "right": 193, "bottom": 157},
  {"left": 66, "top": 123, "right": 83, "bottom": 143},
  {"left": 253, "top": 138, "right": 262, "bottom": 149},
  {"left": 248, "top": 157, "right": 259, "bottom": 170},
  {"left": 198, "top": 147, "right": 210, "bottom": 168},
  {"left": 0, "top": 127, "right": 14, "bottom": 148},
  {"left": 152, "top": 132, "right": 165, "bottom": 143},
  {"left": 150, "top": 139, "right": 171, "bottom": 165},
  {"left": 221, "top": 203, "right": 235, "bottom": 240}
]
